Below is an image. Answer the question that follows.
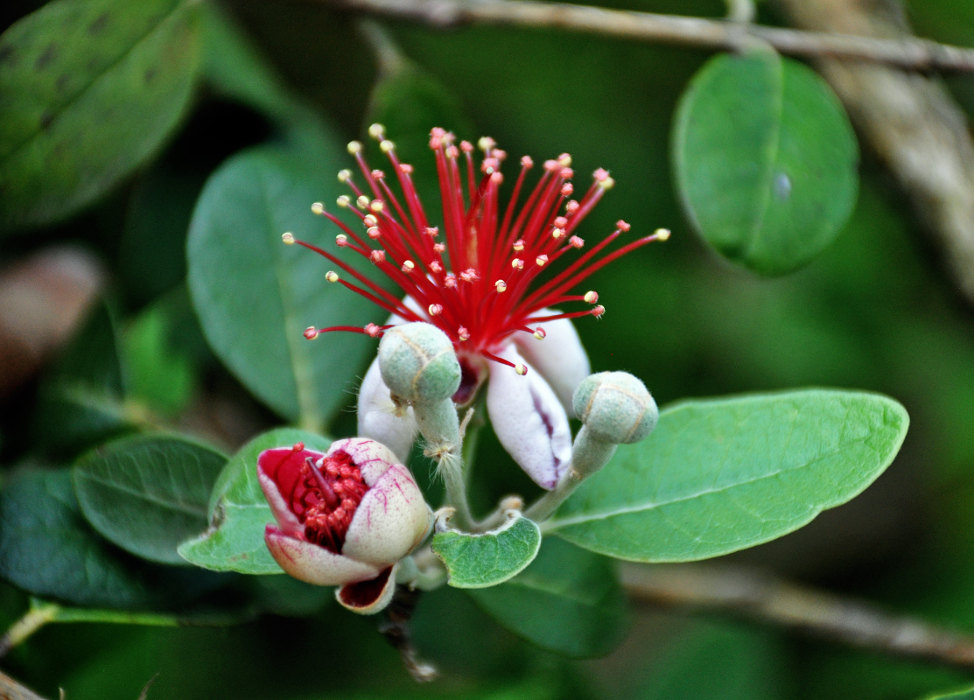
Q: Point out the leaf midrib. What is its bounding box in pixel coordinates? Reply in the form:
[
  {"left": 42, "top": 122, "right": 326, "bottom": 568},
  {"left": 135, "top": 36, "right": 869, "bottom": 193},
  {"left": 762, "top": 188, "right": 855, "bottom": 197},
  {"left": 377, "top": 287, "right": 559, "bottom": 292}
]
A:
[
  {"left": 546, "top": 436, "right": 875, "bottom": 531},
  {"left": 76, "top": 470, "right": 207, "bottom": 519},
  {"left": 261, "top": 165, "right": 321, "bottom": 429}
]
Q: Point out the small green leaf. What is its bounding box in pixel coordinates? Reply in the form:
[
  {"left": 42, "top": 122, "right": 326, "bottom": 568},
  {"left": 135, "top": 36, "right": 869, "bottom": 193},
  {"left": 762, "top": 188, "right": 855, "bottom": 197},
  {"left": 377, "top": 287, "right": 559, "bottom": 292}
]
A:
[
  {"left": 123, "top": 289, "right": 203, "bottom": 417},
  {"left": 197, "top": 1, "right": 297, "bottom": 124},
  {"left": 0, "top": 0, "right": 202, "bottom": 231},
  {"left": 0, "top": 469, "right": 216, "bottom": 608},
  {"left": 242, "top": 575, "right": 333, "bottom": 617},
  {"left": 636, "top": 621, "right": 784, "bottom": 700},
  {"left": 26, "top": 597, "right": 246, "bottom": 630},
  {"left": 187, "top": 146, "right": 378, "bottom": 428},
  {"left": 73, "top": 434, "right": 227, "bottom": 565},
  {"left": 673, "top": 51, "right": 858, "bottom": 274},
  {"left": 364, "top": 34, "right": 476, "bottom": 208},
  {"left": 178, "top": 428, "right": 332, "bottom": 574},
  {"left": 547, "top": 390, "right": 908, "bottom": 562},
  {"left": 468, "top": 537, "right": 629, "bottom": 657},
  {"left": 33, "top": 303, "right": 133, "bottom": 457},
  {"left": 432, "top": 513, "right": 541, "bottom": 588}
]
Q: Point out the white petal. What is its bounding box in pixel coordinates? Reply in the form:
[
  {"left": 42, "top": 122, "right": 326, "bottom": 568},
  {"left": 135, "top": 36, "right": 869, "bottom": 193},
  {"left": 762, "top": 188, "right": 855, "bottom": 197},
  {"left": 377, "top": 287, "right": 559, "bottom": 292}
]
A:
[
  {"left": 343, "top": 464, "right": 432, "bottom": 565},
  {"left": 513, "top": 314, "right": 590, "bottom": 416},
  {"left": 335, "top": 562, "right": 398, "bottom": 615},
  {"left": 328, "top": 436, "right": 398, "bottom": 485},
  {"left": 486, "top": 346, "right": 572, "bottom": 490},
  {"left": 356, "top": 355, "right": 418, "bottom": 463},
  {"left": 264, "top": 526, "right": 382, "bottom": 585}
]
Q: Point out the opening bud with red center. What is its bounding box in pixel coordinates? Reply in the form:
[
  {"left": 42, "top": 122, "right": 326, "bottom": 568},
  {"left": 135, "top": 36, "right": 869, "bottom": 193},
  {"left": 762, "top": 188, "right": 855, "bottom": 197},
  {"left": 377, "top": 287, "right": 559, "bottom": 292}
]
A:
[{"left": 258, "top": 438, "right": 432, "bottom": 613}]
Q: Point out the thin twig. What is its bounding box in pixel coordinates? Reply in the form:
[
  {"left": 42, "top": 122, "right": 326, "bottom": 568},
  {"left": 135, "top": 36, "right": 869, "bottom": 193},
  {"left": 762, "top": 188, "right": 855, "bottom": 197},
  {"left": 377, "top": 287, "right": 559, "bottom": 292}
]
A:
[
  {"left": 0, "top": 602, "right": 59, "bottom": 659},
  {"left": 316, "top": 0, "right": 974, "bottom": 73},
  {"left": 0, "top": 670, "right": 48, "bottom": 700},
  {"left": 622, "top": 562, "right": 974, "bottom": 672},
  {"left": 379, "top": 586, "right": 438, "bottom": 682}
]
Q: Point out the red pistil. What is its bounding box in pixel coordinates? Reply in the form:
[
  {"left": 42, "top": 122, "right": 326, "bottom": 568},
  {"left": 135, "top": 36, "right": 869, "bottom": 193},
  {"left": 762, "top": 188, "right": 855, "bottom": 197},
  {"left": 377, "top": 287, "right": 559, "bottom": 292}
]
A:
[{"left": 289, "top": 125, "right": 668, "bottom": 370}]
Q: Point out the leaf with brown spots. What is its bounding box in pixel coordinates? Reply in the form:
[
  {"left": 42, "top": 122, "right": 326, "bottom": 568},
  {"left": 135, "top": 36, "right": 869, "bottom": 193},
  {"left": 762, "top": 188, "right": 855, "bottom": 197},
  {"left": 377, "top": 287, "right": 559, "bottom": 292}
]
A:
[{"left": 0, "top": 0, "right": 201, "bottom": 232}]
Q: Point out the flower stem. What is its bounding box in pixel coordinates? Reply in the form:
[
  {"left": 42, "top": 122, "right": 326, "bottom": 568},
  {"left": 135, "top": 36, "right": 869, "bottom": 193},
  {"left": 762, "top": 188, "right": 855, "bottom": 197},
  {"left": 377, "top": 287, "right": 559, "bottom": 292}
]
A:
[
  {"left": 0, "top": 601, "right": 59, "bottom": 657},
  {"left": 438, "top": 452, "right": 476, "bottom": 529},
  {"left": 524, "top": 467, "right": 583, "bottom": 523}
]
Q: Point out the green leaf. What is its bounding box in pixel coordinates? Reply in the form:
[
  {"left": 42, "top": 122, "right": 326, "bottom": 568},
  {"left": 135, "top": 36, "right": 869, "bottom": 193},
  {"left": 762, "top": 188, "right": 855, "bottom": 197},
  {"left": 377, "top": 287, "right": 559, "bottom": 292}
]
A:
[
  {"left": 672, "top": 50, "right": 858, "bottom": 274},
  {"left": 187, "top": 146, "right": 378, "bottom": 428},
  {"left": 432, "top": 513, "right": 541, "bottom": 588},
  {"left": 73, "top": 434, "right": 227, "bottom": 565},
  {"left": 636, "top": 621, "right": 784, "bottom": 700},
  {"left": 0, "top": 469, "right": 218, "bottom": 608},
  {"left": 123, "top": 289, "right": 203, "bottom": 417},
  {"left": 364, "top": 29, "right": 476, "bottom": 208},
  {"left": 23, "top": 597, "right": 246, "bottom": 632},
  {"left": 0, "top": 0, "right": 202, "bottom": 231},
  {"left": 923, "top": 687, "right": 974, "bottom": 700},
  {"left": 196, "top": 1, "right": 297, "bottom": 124},
  {"left": 178, "top": 427, "right": 332, "bottom": 574},
  {"left": 242, "top": 574, "right": 333, "bottom": 617},
  {"left": 547, "top": 390, "right": 908, "bottom": 562},
  {"left": 467, "top": 537, "right": 629, "bottom": 657},
  {"left": 33, "top": 302, "right": 133, "bottom": 457}
]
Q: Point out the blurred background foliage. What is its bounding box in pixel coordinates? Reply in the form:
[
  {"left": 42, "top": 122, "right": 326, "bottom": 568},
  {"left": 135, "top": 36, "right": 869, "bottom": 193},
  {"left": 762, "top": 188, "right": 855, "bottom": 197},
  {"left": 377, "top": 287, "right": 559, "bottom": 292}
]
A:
[{"left": 2, "top": 0, "right": 974, "bottom": 697}]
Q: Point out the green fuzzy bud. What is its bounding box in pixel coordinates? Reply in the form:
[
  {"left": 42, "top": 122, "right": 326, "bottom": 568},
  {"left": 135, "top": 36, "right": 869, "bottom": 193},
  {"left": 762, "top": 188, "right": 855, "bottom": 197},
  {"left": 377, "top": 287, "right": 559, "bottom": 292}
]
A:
[
  {"left": 573, "top": 371, "right": 658, "bottom": 445},
  {"left": 378, "top": 322, "right": 461, "bottom": 404}
]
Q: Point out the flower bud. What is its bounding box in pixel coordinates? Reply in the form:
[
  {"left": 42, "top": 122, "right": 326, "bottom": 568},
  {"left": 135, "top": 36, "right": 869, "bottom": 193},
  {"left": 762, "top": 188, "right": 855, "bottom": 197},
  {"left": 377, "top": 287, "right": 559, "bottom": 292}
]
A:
[
  {"left": 378, "top": 322, "right": 461, "bottom": 404},
  {"left": 258, "top": 438, "right": 432, "bottom": 614},
  {"left": 357, "top": 355, "right": 419, "bottom": 462},
  {"left": 570, "top": 372, "right": 658, "bottom": 479},
  {"left": 573, "top": 371, "right": 658, "bottom": 444}
]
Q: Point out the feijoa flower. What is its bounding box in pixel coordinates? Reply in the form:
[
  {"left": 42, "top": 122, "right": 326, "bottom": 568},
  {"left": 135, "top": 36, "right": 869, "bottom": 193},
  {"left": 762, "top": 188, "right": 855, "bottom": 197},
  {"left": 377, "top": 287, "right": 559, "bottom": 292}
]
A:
[
  {"left": 286, "top": 126, "right": 668, "bottom": 489},
  {"left": 258, "top": 438, "right": 432, "bottom": 613}
]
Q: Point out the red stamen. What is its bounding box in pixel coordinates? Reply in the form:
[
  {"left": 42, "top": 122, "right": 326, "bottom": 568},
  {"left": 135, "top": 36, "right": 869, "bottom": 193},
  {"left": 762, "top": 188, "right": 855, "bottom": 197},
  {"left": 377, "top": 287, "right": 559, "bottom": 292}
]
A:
[
  {"left": 285, "top": 125, "right": 667, "bottom": 373},
  {"left": 297, "top": 451, "right": 369, "bottom": 554}
]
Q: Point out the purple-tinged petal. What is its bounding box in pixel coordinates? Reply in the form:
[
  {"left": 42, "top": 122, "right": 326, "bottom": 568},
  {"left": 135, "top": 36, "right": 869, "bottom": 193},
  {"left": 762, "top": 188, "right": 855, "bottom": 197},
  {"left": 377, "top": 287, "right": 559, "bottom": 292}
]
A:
[
  {"left": 514, "top": 314, "right": 590, "bottom": 416},
  {"left": 486, "top": 345, "right": 572, "bottom": 490},
  {"left": 264, "top": 525, "right": 382, "bottom": 585},
  {"left": 343, "top": 464, "right": 432, "bottom": 565},
  {"left": 335, "top": 563, "right": 398, "bottom": 615},
  {"left": 357, "top": 355, "right": 418, "bottom": 463}
]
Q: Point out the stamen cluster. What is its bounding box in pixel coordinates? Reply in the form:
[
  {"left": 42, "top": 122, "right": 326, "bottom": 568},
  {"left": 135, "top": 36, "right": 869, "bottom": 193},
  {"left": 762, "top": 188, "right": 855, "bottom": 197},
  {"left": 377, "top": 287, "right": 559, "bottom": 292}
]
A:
[
  {"left": 297, "top": 451, "right": 369, "bottom": 553},
  {"left": 286, "top": 124, "right": 669, "bottom": 373}
]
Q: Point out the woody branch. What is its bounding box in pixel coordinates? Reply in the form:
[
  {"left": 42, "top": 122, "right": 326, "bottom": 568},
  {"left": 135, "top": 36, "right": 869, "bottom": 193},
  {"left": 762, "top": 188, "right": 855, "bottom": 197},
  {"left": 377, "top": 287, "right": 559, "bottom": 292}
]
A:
[{"left": 317, "top": 0, "right": 974, "bottom": 73}]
